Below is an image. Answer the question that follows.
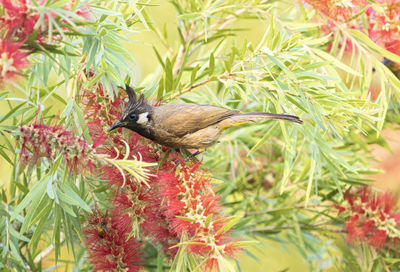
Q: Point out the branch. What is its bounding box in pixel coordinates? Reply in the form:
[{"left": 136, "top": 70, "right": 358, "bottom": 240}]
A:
[
  {"left": 247, "top": 224, "right": 346, "bottom": 233},
  {"left": 244, "top": 204, "right": 335, "bottom": 217},
  {"left": 167, "top": 72, "right": 237, "bottom": 100},
  {"left": 173, "top": 44, "right": 186, "bottom": 77}
]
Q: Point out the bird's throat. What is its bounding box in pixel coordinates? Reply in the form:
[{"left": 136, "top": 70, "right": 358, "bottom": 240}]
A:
[{"left": 130, "top": 126, "right": 156, "bottom": 141}]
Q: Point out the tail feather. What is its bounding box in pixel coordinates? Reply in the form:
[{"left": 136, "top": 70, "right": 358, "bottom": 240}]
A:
[{"left": 237, "top": 112, "right": 303, "bottom": 124}]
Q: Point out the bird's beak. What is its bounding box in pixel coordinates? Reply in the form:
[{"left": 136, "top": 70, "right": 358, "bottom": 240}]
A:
[{"left": 109, "top": 121, "right": 123, "bottom": 132}]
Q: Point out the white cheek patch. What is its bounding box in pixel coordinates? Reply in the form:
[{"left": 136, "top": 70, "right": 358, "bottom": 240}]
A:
[{"left": 137, "top": 112, "right": 149, "bottom": 125}]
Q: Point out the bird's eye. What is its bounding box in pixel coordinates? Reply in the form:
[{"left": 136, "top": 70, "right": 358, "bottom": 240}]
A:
[{"left": 129, "top": 113, "right": 137, "bottom": 120}]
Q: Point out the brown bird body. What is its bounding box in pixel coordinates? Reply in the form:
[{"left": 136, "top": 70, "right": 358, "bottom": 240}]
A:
[{"left": 110, "top": 85, "right": 302, "bottom": 150}]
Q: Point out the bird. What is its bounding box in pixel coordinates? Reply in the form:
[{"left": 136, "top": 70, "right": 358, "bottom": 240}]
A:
[
  {"left": 372, "top": 58, "right": 400, "bottom": 79},
  {"left": 382, "top": 58, "right": 400, "bottom": 79},
  {"left": 109, "top": 85, "right": 302, "bottom": 158}
]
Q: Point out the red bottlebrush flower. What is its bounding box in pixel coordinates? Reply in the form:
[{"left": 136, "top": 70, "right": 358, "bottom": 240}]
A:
[
  {"left": 333, "top": 203, "right": 346, "bottom": 213},
  {"left": 365, "top": 1, "right": 400, "bottom": 53},
  {"left": 0, "top": 0, "right": 46, "bottom": 42},
  {"left": 303, "top": 0, "right": 400, "bottom": 54},
  {"left": 369, "top": 229, "right": 388, "bottom": 249},
  {"left": 0, "top": 0, "right": 35, "bottom": 39},
  {"left": 343, "top": 187, "right": 400, "bottom": 250},
  {"left": 204, "top": 256, "right": 219, "bottom": 272},
  {"left": 104, "top": 149, "right": 180, "bottom": 256},
  {"left": 385, "top": 40, "right": 400, "bottom": 56},
  {"left": 0, "top": 40, "right": 29, "bottom": 83},
  {"left": 83, "top": 212, "right": 144, "bottom": 272},
  {"left": 19, "top": 123, "right": 94, "bottom": 173},
  {"left": 159, "top": 164, "right": 240, "bottom": 270},
  {"left": 81, "top": 80, "right": 127, "bottom": 141},
  {"left": 158, "top": 164, "right": 219, "bottom": 235},
  {"left": 303, "top": 0, "right": 365, "bottom": 52},
  {"left": 107, "top": 172, "right": 180, "bottom": 257},
  {"left": 1, "top": 0, "right": 92, "bottom": 44},
  {"left": 63, "top": 0, "right": 92, "bottom": 20},
  {"left": 303, "top": 0, "right": 363, "bottom": 22}
]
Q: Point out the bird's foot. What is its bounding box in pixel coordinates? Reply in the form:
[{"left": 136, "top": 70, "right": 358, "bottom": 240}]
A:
[{"left": 173, "top": 150, "right": 202, "bottom": 170}]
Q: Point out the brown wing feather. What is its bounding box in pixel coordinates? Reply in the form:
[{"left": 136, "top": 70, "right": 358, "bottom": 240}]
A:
[{"left": 153, "top": 103, "right": 238, "bottom": 137}]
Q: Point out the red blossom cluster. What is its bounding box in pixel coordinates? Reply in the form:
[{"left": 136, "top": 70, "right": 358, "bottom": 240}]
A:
[
  {"left": 367, "top": 0, "right": 400, "bottom": 55},
  {"left": 0, "top": 0, "right": 39, "bottom": 40},
  {"left": 80, "top": 79, "right": 240, "bottom": 271},
  {"left": 0, "top": 40, "right": 29, "bottom": 81},
  {"left": 83, "top": 211, "right": 144, "bottom": 272},
  {"left": 159, "top": 164, "right": 240, "bottom": 270},
  {"left": 19, "top": 123, "right": 95, "bottom": 173},
  {"left": 335, "top": 187, "right": 400, "bottom": 249},
  {"left": 304, "top": 0, "right": 400, "bottom": 55},
  {"left": 80, "top": 77, "right": 125, "bottom": 144},
  {"left": 99, "top": 135, "right": 180, "bottom": 257},
  {"left": 304, "top": 0, "right": 363, "bottom": 22},
  {"left": 0, "top": 0, "right": 90, "bottom": 84}
]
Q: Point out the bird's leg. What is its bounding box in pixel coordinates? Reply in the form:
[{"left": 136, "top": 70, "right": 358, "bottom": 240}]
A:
[
  {"left": 173, "top": 149, "right": 203, "bottom": 169},
  {"left": 172, "top": 149, "right": 184, "bottom": 169},
  {"left": 183, "top": 150, "right": 202, "bottom": 162}
]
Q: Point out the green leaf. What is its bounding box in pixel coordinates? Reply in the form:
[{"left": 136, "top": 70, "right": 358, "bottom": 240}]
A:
[
  {"left": 29, "top": 203, "right": 52, "bottom": 249},
  {"left": 247, "top": 122, "right": 278, "bottom": 155},
  {"left": 205, "top": 214, "right": 213, "bottom": 228},
  {"left": 175, "top": 216, "right": 196, "bottom": 222},
  {"left": 10, "top": 175, "right": 49, "bottom": 221},
  {"left": 208, "top": 52, "right": 215, "bottom": 76},
  {"left": 305, "top": 158, "right": 316, "bottom": 206},
  {"left": 153, "top": 46, "right": 165, "bottom": 70},
  {"left": 61, "top": 99, "right": 74, "bottom": 118},
  {"left": 59, "top": 185, "right": 91, "bottom": 213},
  {"left": 0, "top": 102, "right": 27, "bottom": 124},
  {"left": 229, "top": 240, "right": 259, "bottom": 247},
  {"left": 311, "top": 48, "right": 362, "bottom": 76},
  {"left": 46, "top": 179, "right": 56, "bottom": 199},
  {"left": 0, "top": 147, "right": 12, "bottom": 165},
  {"left": 165, "top": 57, "right": 173, "bottom": 92},
  {"left": 215, "top": 216, "right": 241, "bottom": 236},
  {"left": 190, "top": 64, "right": 200, "bottom": 85}
]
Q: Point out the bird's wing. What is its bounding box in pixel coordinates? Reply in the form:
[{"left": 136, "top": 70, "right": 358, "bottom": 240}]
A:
[{"left": 154, "top": 103, "right": 238, "bottom": 137}]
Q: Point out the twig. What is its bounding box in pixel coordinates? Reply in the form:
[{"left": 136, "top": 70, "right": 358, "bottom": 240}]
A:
[
  {"left": 247, "top": 224, "right": 346, "bottom": 233},
  {"left": 173, "top": 44, "right": 186, "bottom": 77},
  {"left": 244, "top": 204, "right": 335, "bottom": 217},
  {"left": 380, "top": 256, "right": 391, "bottom": 272},
  {"left": 167, "top": 72, "right": 237, "bottom": 100},
  {"left": 84, "top": 176, "right": 99, "bottom": 211},
  {"left": 173, "top": 21, "right": 197, "bottom": 77}
]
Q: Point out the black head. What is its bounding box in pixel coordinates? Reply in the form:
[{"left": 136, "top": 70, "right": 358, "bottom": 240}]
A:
[{"left": 109, "top": 85, "right": 153, "bottom": 133}]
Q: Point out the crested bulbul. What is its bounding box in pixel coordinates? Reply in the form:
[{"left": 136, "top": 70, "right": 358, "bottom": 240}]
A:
[{"left": 109, "top": 85, "right": 302, "bottom": 151}]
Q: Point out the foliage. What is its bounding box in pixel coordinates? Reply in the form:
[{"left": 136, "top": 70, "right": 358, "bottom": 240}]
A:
[{"left": 0, "top": 0, "right": 400, "bottom": 271}]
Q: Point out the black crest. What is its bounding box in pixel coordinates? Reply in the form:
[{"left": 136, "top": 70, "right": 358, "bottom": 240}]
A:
[{"left": 121, "top": 84, "right": 147, "bottom": 119}]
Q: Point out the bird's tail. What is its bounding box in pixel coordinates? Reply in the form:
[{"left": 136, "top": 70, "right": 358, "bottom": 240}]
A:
[
  {"left": 239, "top": 112, "right": 302, "bottom": 123},
  {"left": 225, "top": 112, "right": 302, "bottom": 126},
  {"left": 219, "top": 112, "right": 302, "bottom": 130}
]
